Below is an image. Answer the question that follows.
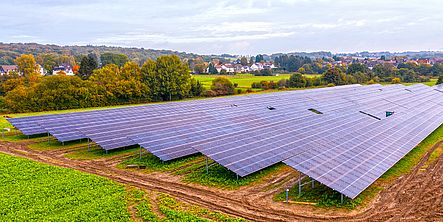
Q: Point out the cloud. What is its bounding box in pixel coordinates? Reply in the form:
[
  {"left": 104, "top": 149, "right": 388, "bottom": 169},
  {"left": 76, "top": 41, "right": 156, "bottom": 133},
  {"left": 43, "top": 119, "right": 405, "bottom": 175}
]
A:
[{"left": 0, "top": 0, "right": 442, "bottom": 54}]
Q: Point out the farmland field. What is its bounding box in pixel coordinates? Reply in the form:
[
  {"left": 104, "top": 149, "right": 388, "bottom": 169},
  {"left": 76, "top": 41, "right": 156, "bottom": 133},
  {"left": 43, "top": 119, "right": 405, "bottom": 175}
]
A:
[
  {"left": 0, "top": 152, "right": 246, "bottom": 222},
  {"left": 0, "top": 153, "right": 131, "bottom": 221}
]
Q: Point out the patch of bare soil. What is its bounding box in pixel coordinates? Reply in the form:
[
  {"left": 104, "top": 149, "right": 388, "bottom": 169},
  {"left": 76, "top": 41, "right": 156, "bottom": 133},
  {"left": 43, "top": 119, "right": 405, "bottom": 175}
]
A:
[{"left": 0, "top": 140, "right": 442, "bottom": 222}]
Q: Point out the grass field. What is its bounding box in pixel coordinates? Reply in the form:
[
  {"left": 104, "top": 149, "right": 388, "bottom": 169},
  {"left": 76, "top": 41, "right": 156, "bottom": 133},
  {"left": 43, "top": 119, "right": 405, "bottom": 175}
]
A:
[
  {"left": 0, "top": 153, "right": 245, "bottom": 222},
  {"left": 193, "top": 74, "right": 321, "bottom": 88}
]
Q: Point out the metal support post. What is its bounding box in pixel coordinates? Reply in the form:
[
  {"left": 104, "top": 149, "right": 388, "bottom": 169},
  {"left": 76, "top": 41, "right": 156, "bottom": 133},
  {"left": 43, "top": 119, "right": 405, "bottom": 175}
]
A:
[
  {"left": 285, "top": 189, "right": 289, "bottom": 203},
  {"left": 311, "top": 178, "right": 315, "bottom": 188},
  {"left": 62, "top": 141, "right": 64, "bottom": 146},
  {"left": 341, "top": 194, "right": 344, "bottom": 204},
  {"left": 205, "top": 157, "right": 208, "bottom": 174},
  {"left": 298, "top": 175, "right": 302, "bottom": 196},
  {"left": 139, "top": 146, "right": 142, "bottom": 159},
  {"left": 106, "top": 150, "right": 108, "bottom": 154},
  {"left": 236, "top": 174, "right": 239, "bottom": 180},
  {"left": 88, "top": 138, "right": 91, "bottom": 152}
]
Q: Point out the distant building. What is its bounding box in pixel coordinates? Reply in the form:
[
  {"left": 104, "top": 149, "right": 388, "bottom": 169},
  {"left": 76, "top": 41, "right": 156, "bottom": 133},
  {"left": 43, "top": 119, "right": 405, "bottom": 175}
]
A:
[
  {"left": 52, "top": 65, "right": 75, "bottom": 76},
  {"left": 0, "top": 65, "right": 19, "bottom": 75}
]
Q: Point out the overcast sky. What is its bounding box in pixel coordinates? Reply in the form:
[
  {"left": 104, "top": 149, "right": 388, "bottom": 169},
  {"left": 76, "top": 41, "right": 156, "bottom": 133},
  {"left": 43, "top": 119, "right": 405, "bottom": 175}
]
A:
[{"left": 1, "top": 0, "right": 442, "bottom": 55}]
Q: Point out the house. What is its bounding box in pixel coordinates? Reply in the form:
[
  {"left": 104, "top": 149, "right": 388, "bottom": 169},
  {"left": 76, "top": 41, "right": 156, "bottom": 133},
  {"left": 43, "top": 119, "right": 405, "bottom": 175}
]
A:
[
  {"left": 36, "top": 64, "right": 47, "bottom": 76},
  {"left": 53, "top": 65, "right": 75, "bottom": 76},
  {"left": 416, "top": 59, "right": 430, "bottom": 65},
  {"left": 0, "top": 65, "right": 19, "bottom": 75},
  {"left": 222, "top": 64, "right": 235, "bottom": 74},
  {"left": 250, "top": 63, "right": 264, "bottom": 71},
  {"left": 241, "top": 66, "right": 251, "bottom": 73}
]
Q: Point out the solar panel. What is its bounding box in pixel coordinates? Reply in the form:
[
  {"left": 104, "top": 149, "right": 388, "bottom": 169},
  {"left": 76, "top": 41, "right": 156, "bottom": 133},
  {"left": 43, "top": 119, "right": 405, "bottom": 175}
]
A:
[{"left": 7, "top": 83, "right": 443, "bottom": 200}]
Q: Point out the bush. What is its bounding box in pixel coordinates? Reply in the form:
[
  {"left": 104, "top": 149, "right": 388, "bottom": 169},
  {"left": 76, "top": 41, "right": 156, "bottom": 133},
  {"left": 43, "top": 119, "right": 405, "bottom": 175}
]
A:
[
  {"left": 437, "top": 75, "right": 443, "bottom": 85},
  {"left": 288, "top": 73, "right": 307, "bottom": 88},
  {"left": 391, "top": 77, "right": 401, "bottom": 84},
  {"left": 211, "top": 77, "right": 235, "bottom": 96}
]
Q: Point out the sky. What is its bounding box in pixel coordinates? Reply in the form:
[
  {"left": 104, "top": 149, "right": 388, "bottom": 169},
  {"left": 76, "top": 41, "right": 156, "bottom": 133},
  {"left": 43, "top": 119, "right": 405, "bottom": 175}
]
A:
[{"left": 1, "top": 0, "right": 442, "bottom": 55}]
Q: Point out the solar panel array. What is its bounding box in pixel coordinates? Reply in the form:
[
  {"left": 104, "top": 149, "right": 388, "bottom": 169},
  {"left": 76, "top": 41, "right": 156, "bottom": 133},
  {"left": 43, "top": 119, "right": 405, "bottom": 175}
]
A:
[{"left": 7, "top": 83, "right": 443, "bottom": 199}]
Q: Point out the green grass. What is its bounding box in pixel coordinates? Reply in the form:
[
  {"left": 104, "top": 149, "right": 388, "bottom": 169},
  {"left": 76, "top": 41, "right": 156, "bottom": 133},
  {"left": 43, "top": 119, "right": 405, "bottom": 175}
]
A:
[
  {"left": 0, "top": 153, "right": 131, "bottom": 221},
  {"left": 274, "top": 177, "right": 382, "bottom": 209},
  {"left": 64, "top": 145, "right": 140, "bottom": 160},
  {"left": 401, "top": 78, "right": 437, "bottom": 86},
  {"left": 119, "top": 153, "right": 203, "bottom": 173},
  {"left": 182, "top": 163, "right": 284, "bottom": 189},
  {"left": 128, "top": 188, "right": 246, "bottom": 222},
  {"left": 155, "top": 193, "right": 246, "bottom": 222},
  {"left": 28, "top": 139, "right": 86, "bottom": 151},
  {"left": 121, "top": 154, "right": 284, "bottom": 190},
  {"left": 193, "top": 74, "right": 323, "bottom": 89},
  {"left": 276, "top": 123, "right": 443, "bottom": 209}
]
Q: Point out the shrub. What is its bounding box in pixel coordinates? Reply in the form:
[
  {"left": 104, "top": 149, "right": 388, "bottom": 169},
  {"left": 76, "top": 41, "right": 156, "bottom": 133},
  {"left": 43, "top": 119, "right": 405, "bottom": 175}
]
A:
[
  {"left": 211, "top": 77, "right": 235, "bottom": 96},
  {"left": 391, "top": 77, "right": 401, "bottom": 84}
]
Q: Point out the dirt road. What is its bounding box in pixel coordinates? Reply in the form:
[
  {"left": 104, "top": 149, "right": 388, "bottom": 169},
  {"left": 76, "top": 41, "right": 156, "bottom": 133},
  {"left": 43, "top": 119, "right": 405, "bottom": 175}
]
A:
[{"left": 0, "top": 141, "right": 441, "bottom": 222}]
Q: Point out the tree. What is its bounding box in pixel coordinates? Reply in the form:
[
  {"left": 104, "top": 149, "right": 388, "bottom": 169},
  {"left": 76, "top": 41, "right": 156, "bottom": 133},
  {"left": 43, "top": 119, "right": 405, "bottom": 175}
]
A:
[
  {"left": 141, "top": 55, "right": 191, "bottom": 101},
  {"left": 194, "top": 63, "right": 207, "bottom": 74},
  {"left": 208, "top": 63, "right": 218, "bottom": 74},
  {"left": 210, "top": 77, "right": 235, "bottom": 96},
  {"left": 120, "top": 61, "right": 141, "bottom": 80},
  {"left": 288, "top": 73, "right": 307, "bottom": 88},
  {"left": 100, "top": 53, "right": 129, "bottom": 67},
  {"left": 437, "top": 75, "right": 443, "bottom": 85},
  {"left": 36, "top": 53, "right": 57, "bottom": 73},
  {"left": 347, "top": 63, "right": 369, "bottom": 74},
  {"left": 396, "top": 68, "right": 418, "bottom": 83},
  {"left": 189, "top": 78, "right": 204, "bottom": 97},
  {"left": 240, "top": 56, "right": 248, "bottom": 66},
  {"left": 255, "top": 54, "right": 264, "bottom": 63},
  {"left": 14, "top": 54, "right": 37, "bottom": 77},
  {"left": 249, "top": 57, "right": 255, "bottom": 66},
  {"left": 323, "top": 67, "right": 346, "bottom": 85},
  {"left": 78, "top": 54, "right": 98, "bottom": 80}
]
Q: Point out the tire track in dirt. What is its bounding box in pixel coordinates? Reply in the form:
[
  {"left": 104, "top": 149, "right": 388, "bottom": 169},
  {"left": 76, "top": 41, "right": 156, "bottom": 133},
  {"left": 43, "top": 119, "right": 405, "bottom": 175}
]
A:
[{"left": 1, "top": 141, "right": 442, "bottom": 222}]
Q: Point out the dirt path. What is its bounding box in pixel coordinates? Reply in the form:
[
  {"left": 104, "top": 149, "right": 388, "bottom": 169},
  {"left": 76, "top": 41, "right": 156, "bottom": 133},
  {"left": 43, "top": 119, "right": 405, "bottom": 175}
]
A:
[{"left": 0, "top": 141, "right": 442, "bottom": 222}]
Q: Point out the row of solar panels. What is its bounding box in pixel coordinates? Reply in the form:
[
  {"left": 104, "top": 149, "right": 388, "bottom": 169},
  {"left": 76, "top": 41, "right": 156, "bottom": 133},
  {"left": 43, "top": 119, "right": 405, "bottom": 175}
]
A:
[{"left": 8, "top": 83, "right": 443, "bottom": 199}]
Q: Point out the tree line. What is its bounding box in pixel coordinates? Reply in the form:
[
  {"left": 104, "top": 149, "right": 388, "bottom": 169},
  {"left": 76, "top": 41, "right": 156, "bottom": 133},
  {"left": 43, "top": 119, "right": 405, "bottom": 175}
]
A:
[{"left": 1, "top": 54, "right": 205, "bottom": 112}]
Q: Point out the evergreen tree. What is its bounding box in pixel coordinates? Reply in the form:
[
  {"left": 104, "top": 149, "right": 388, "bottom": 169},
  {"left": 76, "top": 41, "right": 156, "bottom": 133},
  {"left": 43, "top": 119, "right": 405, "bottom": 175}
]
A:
[
  {"left": 436, "top": 75, "right": 443, "bottom": 85},
  {"left": 208, "top": 63, "right": 218, "bottom": 74},
  {"left": 78, "top": 54, "right": 98, "bottom": 80}
]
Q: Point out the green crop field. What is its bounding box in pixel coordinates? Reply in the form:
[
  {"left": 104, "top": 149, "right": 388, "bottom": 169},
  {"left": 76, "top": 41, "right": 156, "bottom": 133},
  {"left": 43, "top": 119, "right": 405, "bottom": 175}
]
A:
[
  {"left": 0, "top": 153, "right": 246, "bottom": 221},
  {"left": 0, "top": 153, "right": 131, "bottom": 221}
]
